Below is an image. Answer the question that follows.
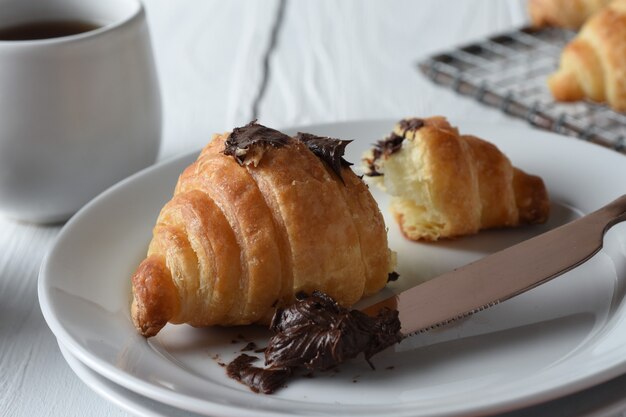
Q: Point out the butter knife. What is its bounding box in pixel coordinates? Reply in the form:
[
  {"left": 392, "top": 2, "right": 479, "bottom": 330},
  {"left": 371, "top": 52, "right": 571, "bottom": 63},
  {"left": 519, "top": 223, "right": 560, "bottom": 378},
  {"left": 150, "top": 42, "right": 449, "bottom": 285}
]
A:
[{"left": 364, "top": 194, "right": 626, "bottom": 335}]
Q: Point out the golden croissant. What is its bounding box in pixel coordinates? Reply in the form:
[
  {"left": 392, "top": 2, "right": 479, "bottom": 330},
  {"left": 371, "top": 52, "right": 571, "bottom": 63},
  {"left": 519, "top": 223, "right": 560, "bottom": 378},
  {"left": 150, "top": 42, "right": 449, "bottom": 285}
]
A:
[
  {"left": 529, "top": 0, "right": 613, "bottom": 29},
  {"left": 362, "top": 117, "right": 550, "bottom": 241},
  {"left": 131, "top": 122, "right": 395, "bottom": 337},
  {"left": 548, "top": 0, "right": 626, "bottom": 111}
]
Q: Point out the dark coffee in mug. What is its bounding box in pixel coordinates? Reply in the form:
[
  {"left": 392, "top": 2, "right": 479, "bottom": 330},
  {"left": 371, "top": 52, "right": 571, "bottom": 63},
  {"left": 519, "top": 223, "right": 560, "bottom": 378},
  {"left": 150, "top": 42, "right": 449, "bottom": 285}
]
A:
[{"left": 0, "top": 20, "right": 100, "bottom": 41}]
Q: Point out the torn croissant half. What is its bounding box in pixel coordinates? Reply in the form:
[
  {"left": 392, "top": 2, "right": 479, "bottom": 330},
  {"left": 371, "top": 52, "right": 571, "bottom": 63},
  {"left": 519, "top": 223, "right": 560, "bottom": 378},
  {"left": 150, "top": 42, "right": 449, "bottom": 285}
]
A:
[
  {"left": 548, "top": 0, "right": 626, "bottom": 111},
  {"left": 362, "top": 117, "right": 550, "bottom": 241},
  {"left": 131, "top": 122, "right": 396, "bottom": 337}
]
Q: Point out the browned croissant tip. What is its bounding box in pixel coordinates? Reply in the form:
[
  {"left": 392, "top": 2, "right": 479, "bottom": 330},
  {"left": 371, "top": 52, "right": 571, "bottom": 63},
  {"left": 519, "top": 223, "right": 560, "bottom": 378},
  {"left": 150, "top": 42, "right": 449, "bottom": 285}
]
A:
[
  {"left": 513, "top": 169, "right": 551, "bottom": 225},
  {"left": 131, "top": 255, "right": 179, "bottom": 337},
  {"left": 548, "top": 70, "right": 585, "bottom": 102}
]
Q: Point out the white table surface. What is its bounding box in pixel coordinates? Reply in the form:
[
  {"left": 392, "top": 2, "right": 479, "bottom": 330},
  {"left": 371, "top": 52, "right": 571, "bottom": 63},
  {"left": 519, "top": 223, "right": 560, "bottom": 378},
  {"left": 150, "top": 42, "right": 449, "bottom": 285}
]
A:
[{"left": 3, "top": 1, "right": 626, "bottom": 416}]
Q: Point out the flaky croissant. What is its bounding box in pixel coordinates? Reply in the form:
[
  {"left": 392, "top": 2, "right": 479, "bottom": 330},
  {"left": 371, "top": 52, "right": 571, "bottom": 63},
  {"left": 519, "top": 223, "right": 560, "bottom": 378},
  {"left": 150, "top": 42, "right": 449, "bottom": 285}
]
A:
[
  {"left": 548, "top": 0, "right": 626, "bottom": 111},
  {"left": 131, "top": 122, "right": 395, "bottom": 337},
  {"left": 529, "top": 0, "right": 613, "bottom": 29},
  {"left": 363, "top": 117, "right": 550, "bottom": 241}
]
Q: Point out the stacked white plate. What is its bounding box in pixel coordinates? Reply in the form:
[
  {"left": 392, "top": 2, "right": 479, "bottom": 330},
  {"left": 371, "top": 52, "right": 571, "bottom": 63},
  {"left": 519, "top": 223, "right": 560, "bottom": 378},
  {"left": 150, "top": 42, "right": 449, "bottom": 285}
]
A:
[{"left": 39, "top": 120, "right": 626, "bottom": 417}]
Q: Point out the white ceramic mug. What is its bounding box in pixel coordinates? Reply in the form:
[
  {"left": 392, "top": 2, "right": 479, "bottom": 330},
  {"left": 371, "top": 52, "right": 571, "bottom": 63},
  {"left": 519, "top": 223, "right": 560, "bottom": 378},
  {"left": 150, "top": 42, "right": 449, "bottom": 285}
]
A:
[{"left": 0, "top": 0, "right": 161, "bottom": 223}]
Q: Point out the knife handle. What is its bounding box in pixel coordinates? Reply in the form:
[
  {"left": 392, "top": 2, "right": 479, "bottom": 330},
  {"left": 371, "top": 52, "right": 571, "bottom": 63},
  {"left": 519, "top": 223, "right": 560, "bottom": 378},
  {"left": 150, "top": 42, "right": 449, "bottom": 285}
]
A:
[
  {"left": 597, "top": 194, "right": 626, "bottom": 233},
  {"left": 531, "top": 194, "right": 626, "bottom": 280}
]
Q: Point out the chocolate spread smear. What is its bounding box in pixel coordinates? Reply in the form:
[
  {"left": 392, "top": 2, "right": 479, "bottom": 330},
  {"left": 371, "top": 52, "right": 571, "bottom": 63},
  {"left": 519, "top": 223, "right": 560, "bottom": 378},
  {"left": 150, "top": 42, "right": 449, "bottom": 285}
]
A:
[
  {"left": 267, "top": 291, "right": 402, "bottom": 370},
  {"left": 398, "top": 118, "right": 425, "bottom": 133},
  {"left": 364, "top": 133, "right": 403, "bottom": 177},
  {"left": 225, "top": 291, "right": 403, "bottom": 394},
  {"left": 364, "top": 118, "right": 425, "bottom": 177},
  {"left": 296, "top": 132, "right": 353, "bottom": 183},
  {"left": 223, "top": 120, "right": 290, "bottom": 165},
  {"left": 226, "top": 354, "right": 291, "bottom": 394},
  {"left": 387, "top": 271, "right": 400, "bottom": 282}
]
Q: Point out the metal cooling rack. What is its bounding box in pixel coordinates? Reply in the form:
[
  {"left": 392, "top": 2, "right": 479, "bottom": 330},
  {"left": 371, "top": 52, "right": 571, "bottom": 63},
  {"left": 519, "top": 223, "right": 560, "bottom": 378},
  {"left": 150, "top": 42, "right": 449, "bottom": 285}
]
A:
[{"left": 418, "top": 27, "right": 626, "bottom": 152}]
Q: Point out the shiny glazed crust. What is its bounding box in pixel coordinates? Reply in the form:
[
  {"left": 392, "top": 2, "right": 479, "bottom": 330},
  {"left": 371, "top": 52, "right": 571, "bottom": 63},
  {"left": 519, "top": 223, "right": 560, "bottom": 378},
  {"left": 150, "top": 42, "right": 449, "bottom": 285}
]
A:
[
  {"left": 528, "top": 0, "right": 612, "bottom": 28},
  {"left": 131, "top": 132, "right": 394, "bottom": 337},
  {"left": 364, "top": 117, "right": 550, "bottom": 241},
  {"left": 548, "top": 0, "right": 626, "bottom": 111}
]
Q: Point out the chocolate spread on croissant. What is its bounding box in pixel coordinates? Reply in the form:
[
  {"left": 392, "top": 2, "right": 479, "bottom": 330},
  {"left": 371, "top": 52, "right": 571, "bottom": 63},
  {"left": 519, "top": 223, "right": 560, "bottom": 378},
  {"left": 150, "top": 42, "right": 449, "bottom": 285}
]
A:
[
  {"left": 224, "top": 121, "right": 356, "bottom": 183},
  {"left": 398, "top": 118, "right": 425, "bottom": 133},
  {"left": 364, "top": 117, "right": 425, "bottom": 177},
  {"left": 295, "top": 132, "right": 353, "bottom": 182},
  {"left": 223, "top": 120, "right": 290, "bottom": 165},
  {"left": 226, "top": 291, "right": 403, "bottom": 394}
]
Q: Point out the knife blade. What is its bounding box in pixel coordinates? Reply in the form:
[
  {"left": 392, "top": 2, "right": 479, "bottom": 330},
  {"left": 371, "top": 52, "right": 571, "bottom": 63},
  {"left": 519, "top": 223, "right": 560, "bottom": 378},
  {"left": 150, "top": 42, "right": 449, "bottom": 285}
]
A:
[{"left": 364, "top": 194, "right": 626, "bottom": 336}]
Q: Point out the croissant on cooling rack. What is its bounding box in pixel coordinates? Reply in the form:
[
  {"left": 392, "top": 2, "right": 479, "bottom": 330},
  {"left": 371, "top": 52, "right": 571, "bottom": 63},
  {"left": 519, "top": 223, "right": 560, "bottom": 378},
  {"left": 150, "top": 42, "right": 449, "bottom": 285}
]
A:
[
  {"left": 131, "top": 122, "right": 395, "bottom": 337},
  {"left": 548, "top": 0, "right": 626, "bottom": 111},
  {"left": 529, "top": 0, "right": 613, "bottom": 28},
  {"left": 362, "top": 117, "right": 550, "bottom": 241}
]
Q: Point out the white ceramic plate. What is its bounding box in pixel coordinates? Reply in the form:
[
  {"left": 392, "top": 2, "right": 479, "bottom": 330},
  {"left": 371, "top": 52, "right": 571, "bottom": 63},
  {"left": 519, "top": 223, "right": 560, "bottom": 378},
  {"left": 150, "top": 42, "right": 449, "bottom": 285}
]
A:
[
  {"left": 57, "top": 338, "right": 626, "bottom": 417},
  {"left": 40, "top": 120, "right": 626, "bottom": 417},
  {"left": 58, "top": 341, "right": 203, "bottom": 417}
]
